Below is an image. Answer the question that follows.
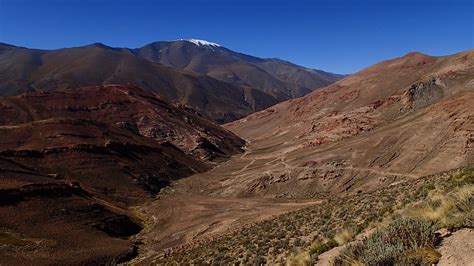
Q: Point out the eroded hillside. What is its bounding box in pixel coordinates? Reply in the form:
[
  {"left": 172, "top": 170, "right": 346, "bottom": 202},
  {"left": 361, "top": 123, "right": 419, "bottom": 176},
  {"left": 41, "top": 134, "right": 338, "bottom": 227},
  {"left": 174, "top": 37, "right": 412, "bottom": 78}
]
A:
[
  {"left": 0, "top": 85, "right": 244, "bottom": 264},
  {"left": 135, "top": 50, "right": 474, "bottom": 264}
]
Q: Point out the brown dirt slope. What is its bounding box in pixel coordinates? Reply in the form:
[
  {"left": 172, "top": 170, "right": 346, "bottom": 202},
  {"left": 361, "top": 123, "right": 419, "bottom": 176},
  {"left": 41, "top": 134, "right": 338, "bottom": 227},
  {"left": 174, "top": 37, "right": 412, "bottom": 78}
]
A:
[
  {"left": 0, "top": 158, "right": 142, "bottom": 265},
  {"left": 221, "top": 50, "right": 474, "bottom": 197},
  {"left": 0, "top": 85, "right": 244, "bottom": 264}
]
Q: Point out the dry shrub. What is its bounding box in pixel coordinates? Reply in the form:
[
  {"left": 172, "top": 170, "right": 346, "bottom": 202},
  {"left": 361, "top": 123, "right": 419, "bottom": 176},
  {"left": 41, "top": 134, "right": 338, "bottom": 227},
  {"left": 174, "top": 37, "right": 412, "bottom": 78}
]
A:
[{"left": 400, "top": 247, "right": 441, "bottom": 265}]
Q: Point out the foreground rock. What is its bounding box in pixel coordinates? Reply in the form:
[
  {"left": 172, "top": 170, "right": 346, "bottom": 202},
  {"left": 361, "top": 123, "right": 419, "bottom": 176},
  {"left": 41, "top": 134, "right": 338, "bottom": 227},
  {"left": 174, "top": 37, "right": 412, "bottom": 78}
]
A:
[{"left": 438, "top": 228, "right": 474, "bottom": 266}]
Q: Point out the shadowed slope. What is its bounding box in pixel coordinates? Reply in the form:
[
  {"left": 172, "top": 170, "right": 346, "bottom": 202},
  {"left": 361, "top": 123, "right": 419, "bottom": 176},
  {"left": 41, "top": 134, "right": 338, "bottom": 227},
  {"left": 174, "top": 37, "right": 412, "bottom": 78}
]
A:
[
  {"left": 0, "top": 85, "right": 244, "bottom": 264},
  {"left": 0, "top": 41, "right": 343, "bottom": 122},
  {"left": 0, "top": 43, "right": 258, "bottom": 122}
]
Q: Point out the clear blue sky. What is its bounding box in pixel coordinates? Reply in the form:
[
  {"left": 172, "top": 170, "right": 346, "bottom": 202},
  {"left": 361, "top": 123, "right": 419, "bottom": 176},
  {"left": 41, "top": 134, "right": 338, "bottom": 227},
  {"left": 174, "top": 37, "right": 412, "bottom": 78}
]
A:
[{"left": 0, "top": 0, "right": 472, "bottom": 74}]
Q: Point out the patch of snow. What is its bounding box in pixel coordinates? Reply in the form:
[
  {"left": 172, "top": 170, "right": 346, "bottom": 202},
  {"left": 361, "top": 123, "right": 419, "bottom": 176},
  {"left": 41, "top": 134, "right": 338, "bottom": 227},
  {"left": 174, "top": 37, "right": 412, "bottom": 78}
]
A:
[{"left": 179, "top": 39, "right": 221, "bottom": 47}]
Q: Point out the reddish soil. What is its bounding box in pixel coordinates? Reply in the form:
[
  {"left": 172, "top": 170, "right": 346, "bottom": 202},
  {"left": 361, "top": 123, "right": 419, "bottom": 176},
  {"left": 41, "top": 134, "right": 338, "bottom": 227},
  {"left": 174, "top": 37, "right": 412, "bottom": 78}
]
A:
[{"left": 0, "top": 85, "right": 244, "bottom": 264}]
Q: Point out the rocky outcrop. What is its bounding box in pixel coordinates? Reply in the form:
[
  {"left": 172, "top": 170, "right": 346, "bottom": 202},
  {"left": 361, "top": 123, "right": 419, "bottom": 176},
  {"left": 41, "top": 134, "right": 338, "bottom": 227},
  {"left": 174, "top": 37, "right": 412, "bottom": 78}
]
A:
[{"left": 402, "top": 77, "right": 446, "bottom": 110}]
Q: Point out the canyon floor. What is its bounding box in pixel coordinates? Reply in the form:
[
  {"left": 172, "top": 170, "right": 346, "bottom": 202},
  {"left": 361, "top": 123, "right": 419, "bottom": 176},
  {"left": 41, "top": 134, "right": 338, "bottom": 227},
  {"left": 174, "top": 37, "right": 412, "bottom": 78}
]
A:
[{"left": 134, "top": 135, "right": 327, "bottom": 262}]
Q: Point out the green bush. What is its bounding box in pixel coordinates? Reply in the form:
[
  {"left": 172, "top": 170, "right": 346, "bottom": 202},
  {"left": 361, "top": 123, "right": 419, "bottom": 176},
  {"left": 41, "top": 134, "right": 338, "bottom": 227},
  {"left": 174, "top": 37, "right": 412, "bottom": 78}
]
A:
[
  {"left": 448, "top": 169, "right": 474, "bottom": 188},
  {"left": 335, "top": 217, "right": 437, "bottom": 265},
  {"left": 308, "top": 238, "right": 338, "bottom": 256},
  {"left": 385, "top": 217, "right": 436, "bottom": 249}
]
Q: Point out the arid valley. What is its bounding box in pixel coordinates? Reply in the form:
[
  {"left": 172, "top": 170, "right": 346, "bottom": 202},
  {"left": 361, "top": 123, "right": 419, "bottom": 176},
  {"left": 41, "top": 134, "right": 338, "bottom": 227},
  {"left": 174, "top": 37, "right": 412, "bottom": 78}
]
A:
[{"left": 0, "top": 1, "right": 473, "bottom": 265}]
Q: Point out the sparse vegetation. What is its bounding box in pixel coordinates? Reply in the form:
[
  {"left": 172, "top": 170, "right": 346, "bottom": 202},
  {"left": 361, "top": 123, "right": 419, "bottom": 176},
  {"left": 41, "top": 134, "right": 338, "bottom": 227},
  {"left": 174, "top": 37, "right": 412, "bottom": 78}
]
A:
[
  {"left": 402, "top": 169, "right": 474, "bottom": 230},
  {"left": 334, "top": 168, "right": 473, "bottom": 265},
  {"left": 152, "top": 170, "right": 474, "bottom": 265},
  {"left": 0, "top": 229, "right": 40, "bottom": 246},
  {"left": 154, "top": 169, "right": 472, "bottom": 264}
]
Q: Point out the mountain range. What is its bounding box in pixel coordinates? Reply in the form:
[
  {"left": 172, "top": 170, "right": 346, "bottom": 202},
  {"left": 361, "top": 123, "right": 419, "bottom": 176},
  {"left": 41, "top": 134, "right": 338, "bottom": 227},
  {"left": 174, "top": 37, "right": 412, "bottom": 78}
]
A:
[
  {"left": 0, "top": 39, "right": 472, "bottom": 265},
  {"left": 0, "top": 40, "right": 343, "bottom": 122}
]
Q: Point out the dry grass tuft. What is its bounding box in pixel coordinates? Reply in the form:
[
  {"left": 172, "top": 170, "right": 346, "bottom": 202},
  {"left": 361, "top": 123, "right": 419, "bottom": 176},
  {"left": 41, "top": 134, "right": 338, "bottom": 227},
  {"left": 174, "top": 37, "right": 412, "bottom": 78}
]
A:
[
  {"left": 334, "top": 228, "right": 358, "bottom": 245},
  {"left": 402, "top": 170, "right": 474, "bottom": 230},
  {"left": 0, "top": 229, "right": 39, "bottom": 246}
]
